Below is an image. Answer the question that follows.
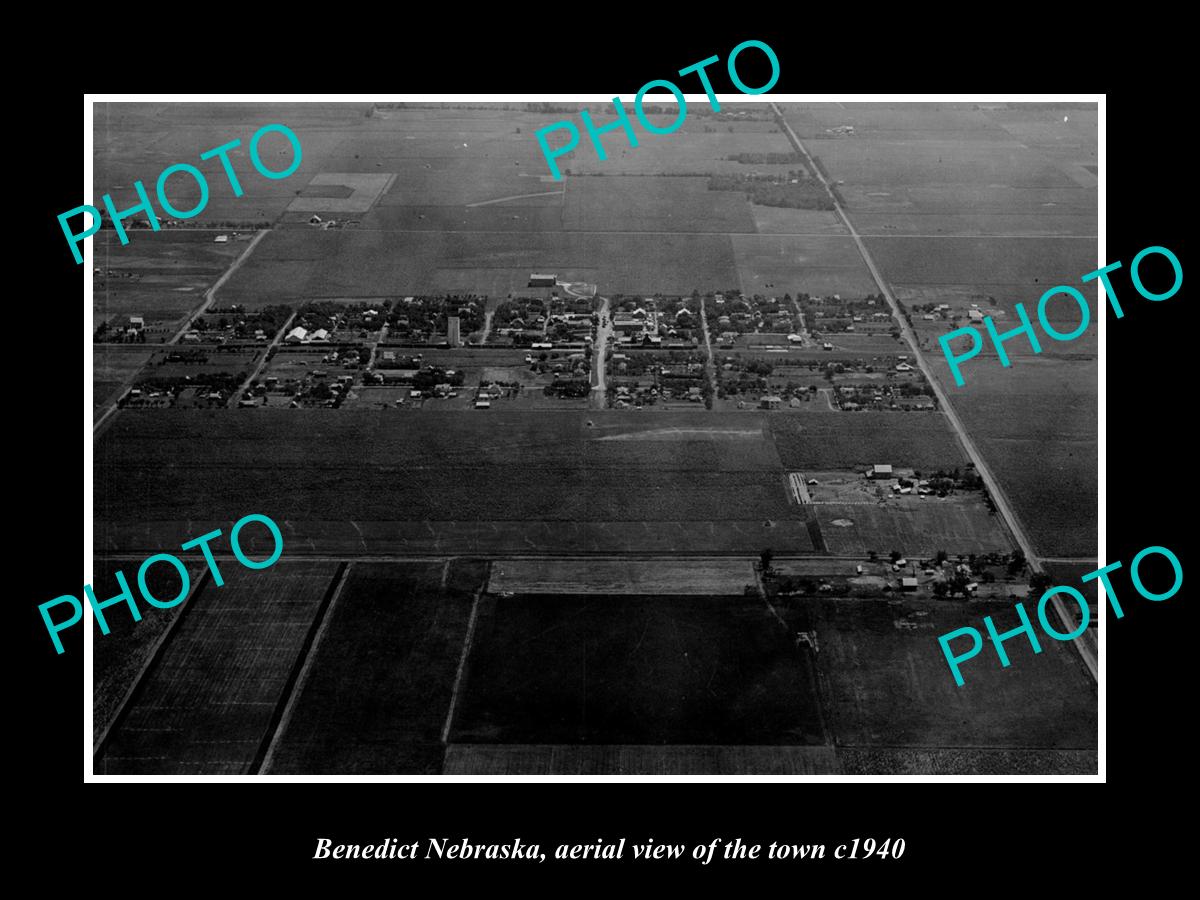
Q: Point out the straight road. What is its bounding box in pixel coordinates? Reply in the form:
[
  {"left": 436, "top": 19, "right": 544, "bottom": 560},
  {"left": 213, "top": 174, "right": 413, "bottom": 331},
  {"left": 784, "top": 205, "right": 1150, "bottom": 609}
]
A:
[
  {"left": 228, "top": 311, "right": 296, "bottom": 407},
  {"left": 93, "top": 229, "right": 271, "bottom": 439},
  {"left": 697, "top": 295, "right": 719, "bottom": 401},
  {"left": 591, "top": 296, "right": 612, "bottom": 408},
  {"left": 770, "top": 102, "right": 1096, "bottom": 682}
]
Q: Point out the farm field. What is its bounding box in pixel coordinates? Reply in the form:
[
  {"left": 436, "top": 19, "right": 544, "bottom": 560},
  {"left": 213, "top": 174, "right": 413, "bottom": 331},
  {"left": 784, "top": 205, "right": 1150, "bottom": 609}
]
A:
[
  {"left": 777, "top": 102, "right": 1098, "bottom": 562},
  {"left": 800, "top": 597, "right": 1096, "bottom": 771},
  {"left": 732, "top": 233, "right": 878, "bottom": 297},
  {"left": 443, "top": 744, "right": 842, "bottom": 775},
  {"left": 768, "top": 412, "right": 967, "bottom": 471},
  {"left": 94, "top": 345, "right": 156, "bottom": 415},
  {"left": 488, "top": 558, "right": 756, "bottom": 595},
  {"left": 94, "top": 410, "right": 821, "bottom": 556},
  {"left": 220, "top": 228, "right": 742, "bottom": 301},
  {"left": 265, "top": 560, "right": 485, "bottom": 774},
  {"left": 95, "top": 561, "right": 340, "bottom": 774},
  {"left": 927, "top": 357, "right": 1098, "bottom": 557},
  {"left": 94, "top": 102, "right": 371, "bottom": 224},
  {"left": 91, "top": 558, "right": 204, "bottom": 744},
  {"left": 815, "top": 500, "right": 1011, "bottom": 557},
  {"left": 562, "top": 176, "right": 756, "bottom": 233},
  {"left": 93, "top": 230, "right": 250, "bottom": 340},
  {"left": 449, "top": 593, "right": 828, "bottom": 746},
  {"left": 98, "top": 518, "right": 816, "bottom": 558},
  {"left": 89, "top": 102, "right": 1098, "bottom": 776}
]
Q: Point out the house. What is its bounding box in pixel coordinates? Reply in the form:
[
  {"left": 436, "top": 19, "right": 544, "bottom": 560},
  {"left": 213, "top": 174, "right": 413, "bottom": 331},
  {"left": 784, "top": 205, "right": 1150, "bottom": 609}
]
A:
[
  {"left": 528, "top": 273, "right": 557, "bottom": 287},
  {"left": 787, "top": 333, "right": 803, "bottom": 343},
  {"left": 129, "top": 316, "right": 145, "bottom": 330},
  {"left": 900, "top": 577, "right": 919, "bottom": 592},
  {"left": 760, "top": 394, "right": 782, "bottom": 410},
  {"left": 968, "top": 309, "right": 984, "bottom": 321},
  {"left": 284, "top": 326, "right": 308, "bottom": 343},
  {"left": 896, "top": 363, "right": 914, "bottom": 372},
  {"left": 868, "top": 464, "right": 893, "bottom": 479},
  {"left": 309, "top": 328, "right": 330, "bottom": 342},
  {"left": 612, "top": 316, "right": 644, "bottom": 334},
  {"left": 822, "top": 342, "right": 833, "bottom": 351}
]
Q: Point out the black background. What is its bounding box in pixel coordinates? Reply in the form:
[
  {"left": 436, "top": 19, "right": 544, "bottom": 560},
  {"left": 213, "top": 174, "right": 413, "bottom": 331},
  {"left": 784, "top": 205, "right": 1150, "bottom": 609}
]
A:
[{"left": 21, "top": 23, "right": 1189, "bottom": 888}]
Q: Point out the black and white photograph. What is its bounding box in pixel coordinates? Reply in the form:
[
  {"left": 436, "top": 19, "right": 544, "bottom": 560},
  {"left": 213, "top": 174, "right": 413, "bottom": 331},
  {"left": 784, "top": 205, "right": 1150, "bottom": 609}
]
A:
[{"left": 80, "top": 93, "right": 1104, "bottom": 778}]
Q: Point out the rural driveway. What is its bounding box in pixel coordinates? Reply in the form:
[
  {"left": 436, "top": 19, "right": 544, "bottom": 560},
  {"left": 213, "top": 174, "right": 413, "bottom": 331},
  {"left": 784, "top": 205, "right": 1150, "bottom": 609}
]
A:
[{"left": 770, "top": 102, "right": 1096, "bottom": 682}]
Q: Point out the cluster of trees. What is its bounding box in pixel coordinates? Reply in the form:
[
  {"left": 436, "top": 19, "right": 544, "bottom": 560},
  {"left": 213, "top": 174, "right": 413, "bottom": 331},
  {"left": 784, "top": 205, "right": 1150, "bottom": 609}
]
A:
[
  {"left": 95, "top": 322, "right": 148, "bottom": 343},
  {"left": 411, "top": 367, "right": 466, "bottom": 391},
  {"left": 707, "top": 172, "right": 834, "bottom": 210},
  {"left": 726, "top": 152, "right": 804, "bottom": 164},
  {"left": 544, "top": 379, "right": 591, "bottom": 398},
  {"left": 387, "top": 294, "right": 486, "bottom": 337}
]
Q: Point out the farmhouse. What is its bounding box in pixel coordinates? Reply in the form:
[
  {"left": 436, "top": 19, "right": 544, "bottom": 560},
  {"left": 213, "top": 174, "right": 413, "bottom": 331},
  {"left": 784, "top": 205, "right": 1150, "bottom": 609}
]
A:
[
  {"left": 760, "top": 394, "right": 782, "bottom": 410},
  {"left": 285, "top": 326, "right": 308, "bottom": 343}
]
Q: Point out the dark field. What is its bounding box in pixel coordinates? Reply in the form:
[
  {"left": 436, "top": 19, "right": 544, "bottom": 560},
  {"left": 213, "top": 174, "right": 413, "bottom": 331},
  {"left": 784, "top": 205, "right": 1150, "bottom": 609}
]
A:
[
  {"left": 768, "top": 412, "right": 967, "bottom": 471},
  {"left": 91, "top": 558, "right": 203, "bottom": 744},
  {"left": 95, "top": 561, "right": 339, "bottom": 775},
  {"left": 800, "top": 598, "right": 1097, "bottom": 760},
  {"left": 265, "top": 560, "right": 486, "bottom": 774},
  {"left": 96, "top": 410, "right": 790, "bottom": 523},
  {"left": 450, "top": 593, "right": 827, "bottom": 746}
]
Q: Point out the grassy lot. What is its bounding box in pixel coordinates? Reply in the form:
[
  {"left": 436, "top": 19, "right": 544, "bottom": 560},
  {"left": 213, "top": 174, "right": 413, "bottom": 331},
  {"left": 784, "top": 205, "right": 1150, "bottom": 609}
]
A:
[{"left": 266, "top": 560, "right": 486, "bottom": 774}]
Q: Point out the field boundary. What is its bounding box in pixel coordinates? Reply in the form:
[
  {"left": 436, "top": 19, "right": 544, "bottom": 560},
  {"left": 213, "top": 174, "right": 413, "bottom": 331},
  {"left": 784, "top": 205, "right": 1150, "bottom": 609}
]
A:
[
  {"left": 92, "top": 568, "right": 212, "bottom": 756},
  {"left": 441, "top": 570, "right": 487, "bottom": 744},
  {"left": 254, "top": 561, "right": 350, "bottom": 774},
  {"left": 92, "top": 568, "right": 213, "bottom": 770}
]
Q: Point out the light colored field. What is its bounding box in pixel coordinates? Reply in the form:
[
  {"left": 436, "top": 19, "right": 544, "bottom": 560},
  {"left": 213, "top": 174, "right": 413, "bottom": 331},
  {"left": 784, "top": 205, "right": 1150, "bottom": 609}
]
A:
[
  {"left": 287, "top": 172, "right": 394, "bottom": 213},
  {"left": 488, "top": 558, "right": 756, "bottom": 595},
  {"left": 444, "top": 744, "right": 842, "bottom": 775},
  {"left": 732, "top": 233, "right": 879, "bottom": 297}
]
